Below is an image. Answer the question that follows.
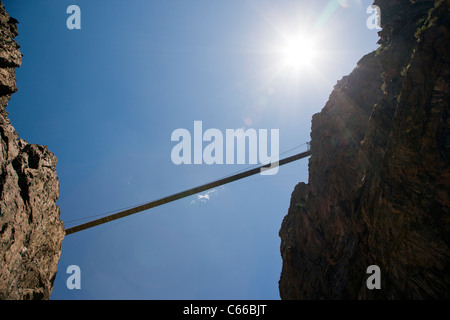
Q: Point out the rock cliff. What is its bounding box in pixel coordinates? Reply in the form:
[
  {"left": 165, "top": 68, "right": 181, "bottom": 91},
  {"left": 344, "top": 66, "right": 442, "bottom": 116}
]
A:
[
  {"left": 279, "top": 0, "right": 450, "bottom": 299},
  {"left": 0, "top": 2, "right": 64, "bottom": 300}
]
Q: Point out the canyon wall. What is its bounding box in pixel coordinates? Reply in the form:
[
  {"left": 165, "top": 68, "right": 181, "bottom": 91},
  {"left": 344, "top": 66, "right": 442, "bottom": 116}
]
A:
[
  {"left": 279, "top": 0, "right": 450, "bottom": 299},
  {"left": 0, "top": 2, "right": 64, "bottom": 300}
]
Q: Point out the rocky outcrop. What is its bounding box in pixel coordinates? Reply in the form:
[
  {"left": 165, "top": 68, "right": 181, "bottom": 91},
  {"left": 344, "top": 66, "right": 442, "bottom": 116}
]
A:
[
  {"left": 279, "top": 0, "right": 450, "bottom": 299},
  {"left": 0, "top": 2, "right": 64, "bottom": 300}
]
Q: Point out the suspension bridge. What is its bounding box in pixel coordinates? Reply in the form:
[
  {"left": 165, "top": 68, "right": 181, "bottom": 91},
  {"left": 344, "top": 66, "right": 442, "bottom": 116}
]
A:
[{"left": 65, "top": 144, "right": 311, "bottom": 235}]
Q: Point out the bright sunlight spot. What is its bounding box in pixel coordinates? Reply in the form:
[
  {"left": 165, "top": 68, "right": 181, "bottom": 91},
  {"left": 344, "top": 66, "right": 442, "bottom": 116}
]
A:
[{"left": 281, "top": 34, "right": 317, "bottom": 70}]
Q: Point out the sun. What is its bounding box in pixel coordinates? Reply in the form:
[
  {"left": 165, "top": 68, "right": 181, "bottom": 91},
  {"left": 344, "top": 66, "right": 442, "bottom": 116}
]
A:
[
  {"left": 280, "top": 34, "right": 318, "bottom": 70},
  {"left": 259, "top": 21, "right": 331, "bottom": 87}
]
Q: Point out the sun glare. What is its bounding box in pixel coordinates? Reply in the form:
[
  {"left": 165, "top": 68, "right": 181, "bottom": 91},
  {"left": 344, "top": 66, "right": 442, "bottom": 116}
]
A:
[{"left": 281, "top": 34, "right": 317, "bottom": 70}]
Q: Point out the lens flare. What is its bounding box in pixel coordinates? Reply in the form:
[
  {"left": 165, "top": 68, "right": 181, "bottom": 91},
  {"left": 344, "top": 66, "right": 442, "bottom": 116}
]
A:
[
  {"left": 282, "top": 36, "right": 316, "bottom": 69},
  {"left": 337, "top": 0, "right": 351, "bottom": 8}
]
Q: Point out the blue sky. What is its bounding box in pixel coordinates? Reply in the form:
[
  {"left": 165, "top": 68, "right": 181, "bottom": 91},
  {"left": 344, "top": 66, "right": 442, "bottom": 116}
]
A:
[{"left": 4, "top": 0, "right": 379, "bottom": 299}]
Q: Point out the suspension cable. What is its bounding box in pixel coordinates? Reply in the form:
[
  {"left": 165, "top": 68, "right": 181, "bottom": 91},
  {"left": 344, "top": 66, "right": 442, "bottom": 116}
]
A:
[{"left": 65, "top": 149, "right": 311, "bottom": 236}]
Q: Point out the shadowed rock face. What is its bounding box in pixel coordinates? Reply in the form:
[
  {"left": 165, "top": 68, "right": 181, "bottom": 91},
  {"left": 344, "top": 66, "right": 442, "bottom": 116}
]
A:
[
  {"left": 279, "top": 0, "right": 450, "bottom": 299},
  {"left": 0, "top": 2, "right": 64, "bottom": 300}
]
